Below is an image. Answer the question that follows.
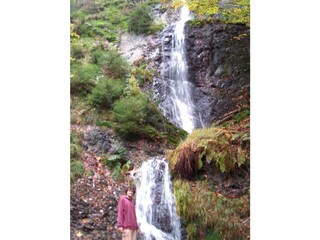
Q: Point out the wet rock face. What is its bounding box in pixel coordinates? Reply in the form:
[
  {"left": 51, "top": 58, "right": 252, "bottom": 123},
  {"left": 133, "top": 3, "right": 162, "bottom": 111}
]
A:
[
  {"left": 152, "top": 206, "right": 173, "bottom": 233},
  {"left": 150, "top": 161, "right": 173, "bottom": 234},
  {"left": 152, "top": 25, "right": 175, "bottom": 111},
  {"left": 185, "top": 23, "right": 250, "bottom": 125}
]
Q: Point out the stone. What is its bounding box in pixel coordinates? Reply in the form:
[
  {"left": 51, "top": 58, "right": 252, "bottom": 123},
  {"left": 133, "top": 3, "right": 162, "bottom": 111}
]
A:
[{"left": 184, "top": 23, "right": 250, "bottom": 126}]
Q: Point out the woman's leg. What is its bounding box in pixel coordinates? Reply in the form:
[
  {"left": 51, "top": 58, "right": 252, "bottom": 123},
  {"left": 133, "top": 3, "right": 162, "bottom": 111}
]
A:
[
  {"left": 131, "top": 230, "right": 137, "bottom": 240},
  {"left": 121, "top": 229, "right": 130, "bottom": 240}
]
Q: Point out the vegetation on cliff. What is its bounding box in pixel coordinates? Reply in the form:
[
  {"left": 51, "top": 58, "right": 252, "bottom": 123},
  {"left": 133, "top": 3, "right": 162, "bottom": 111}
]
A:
[
  {"left": 174, "top": 180, "right": 250, "bottom": 239},
  {"left": 169, "top": 109, "right": 249, "bottom": 179},
  {"left": 163, "top": 0, "right": 250, "bottom": 25},
  {"left": 169, "top": 111, "right": 250, "bottom": 239}
]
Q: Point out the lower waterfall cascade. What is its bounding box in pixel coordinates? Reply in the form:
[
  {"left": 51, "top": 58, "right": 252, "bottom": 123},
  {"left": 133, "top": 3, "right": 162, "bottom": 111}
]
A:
[{"left": 133, "top": 157, "right": 181, "bottom": 240}]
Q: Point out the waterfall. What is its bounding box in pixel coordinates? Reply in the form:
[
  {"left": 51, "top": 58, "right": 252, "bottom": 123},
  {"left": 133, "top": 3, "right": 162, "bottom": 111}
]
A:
[
  {"left": 134, "top": 157, "right": 181, "bottom": 240},
  {"left": 159, "top": 6, "right": 197, "bottom": 133}
]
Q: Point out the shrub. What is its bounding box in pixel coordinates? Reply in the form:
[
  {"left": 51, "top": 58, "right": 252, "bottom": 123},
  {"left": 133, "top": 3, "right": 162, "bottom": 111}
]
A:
[
  {"left": 94, "top": 49, "right": 129, "bottom": 79},
  {"left": 132, "top": 64, "right": 153, "bottom": 85},
  {"left": 112, "top": 94, "right": 149, "bottom": 138},
  {"left": 70, "top": 10, "right": 86, "bottom": 24},
  {"left": 88, "top": 78, "right": 125, "bottom": 109},
  {"left": 90, "top": 49, "right": 106, "bottom": 65},
  {"left": 128, "top": 3, "right": 153, "bottom": 34},
  {"left": 71, "top": 63, "right": 101, "bottom": 95},
  {"left": 125, "top": 75, "right": 142, "bottom": 96},
  {"left": 148, "top": 22, "right": 166, "bottom": 34},
  {"left": 70, "top": 43, "right": 86, "bottom": 59},
  {"left": 112, "top": 92, "right": 176, "bottom": 139},
  {"left": 77, "top": 19, "right": 119, "bottom": 41},
  {"left": 112, "top": 90, "right": 187, "bottom": 143}
]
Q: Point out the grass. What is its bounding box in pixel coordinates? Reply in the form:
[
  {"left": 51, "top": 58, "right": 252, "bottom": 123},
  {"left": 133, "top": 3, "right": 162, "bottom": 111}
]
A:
[{"left": 174, "top": 179, "right": 250, "bottom": 239}]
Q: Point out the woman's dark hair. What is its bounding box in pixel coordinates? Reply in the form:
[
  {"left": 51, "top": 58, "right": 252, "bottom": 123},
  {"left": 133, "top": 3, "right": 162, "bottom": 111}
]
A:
[{"left": 126, "top": 185, "right": 136, "bottom": 194}]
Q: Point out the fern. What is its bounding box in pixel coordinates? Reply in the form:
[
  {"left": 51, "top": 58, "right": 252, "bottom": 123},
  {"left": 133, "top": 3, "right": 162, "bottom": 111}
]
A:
[
  {"left": 170, "top": 126, "right": 249, "bottom": 177},
  {"left": 111, "top": 163, "right": 122, "bottom": 180}
]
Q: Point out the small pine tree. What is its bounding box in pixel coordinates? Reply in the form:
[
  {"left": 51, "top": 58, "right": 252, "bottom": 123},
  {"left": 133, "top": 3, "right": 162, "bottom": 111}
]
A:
[
  {"left": 88, "top": 78, "right": 125, "bottom": 110},
  {"left": 128, "top": 3, "right": 153, "bottom": 34}
]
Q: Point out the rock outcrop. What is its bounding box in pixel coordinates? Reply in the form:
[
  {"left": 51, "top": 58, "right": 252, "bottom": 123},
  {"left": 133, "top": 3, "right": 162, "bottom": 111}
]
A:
[{"left": 185, "top": 22, "right": 250, "bottom": 126}]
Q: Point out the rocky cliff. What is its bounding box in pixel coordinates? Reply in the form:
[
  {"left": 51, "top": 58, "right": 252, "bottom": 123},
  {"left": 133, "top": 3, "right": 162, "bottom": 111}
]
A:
[{"left": 185, "top": 22, "right": 250, "bottom": 126}]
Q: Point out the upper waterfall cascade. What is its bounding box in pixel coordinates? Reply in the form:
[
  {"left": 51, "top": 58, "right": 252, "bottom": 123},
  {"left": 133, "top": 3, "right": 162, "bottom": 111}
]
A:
[{"left": 159, "top": 6, "right": 198, "bottom": 133}]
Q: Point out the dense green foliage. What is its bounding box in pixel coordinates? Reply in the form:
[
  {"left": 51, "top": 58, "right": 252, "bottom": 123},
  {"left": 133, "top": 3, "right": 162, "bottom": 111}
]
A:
[
  {"left": 174, "top": 180, "right": 250, "bottom": 239},
  {"left": 112, "top": 94, "right": 157, "bottom": 139},
  {"left": 171, "top": 0, "right": 219, "bottom": 16},
  {"left": 132, "top": 64, "right": 154, "bottom": 85},
  {"left": 111, "top": 88, "right": 187, "bottom": 143},
  {"left": 164, "top": 0, "right": 250, "bottom": 25},
  {"left": 220, "top": 0, "right": 250, "bottom": 25},
  {"left": 70, "top": 63, "right": 101, "bottom": 95},
  {"left": 71, "top": 0, "right": 130, "bottom": 42},
  {"left": 71, "top": 42, "right": 86, "bottom": 59},
  {"left": 92, "top": 49, "right": 129, "bottom": 79},
  {"left": 128, "top": 3, "right": 153, "bottom": 34},
  {"left": 88, "top": 78, "right": 125, "bottom": 109}
]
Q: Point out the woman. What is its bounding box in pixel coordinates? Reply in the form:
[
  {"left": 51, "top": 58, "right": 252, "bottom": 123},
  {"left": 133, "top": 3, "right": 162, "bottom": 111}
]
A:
[{"left": 117, "top": 186, "right": 139, "bottom": 240}]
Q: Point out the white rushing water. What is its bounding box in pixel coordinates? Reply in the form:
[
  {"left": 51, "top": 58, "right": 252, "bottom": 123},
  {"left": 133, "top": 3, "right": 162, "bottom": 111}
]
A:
[
  {"left": 165, "top": 6, "right": 196, "bottom": 133},
  {"left": 134, "top": 158, "right": 181, "bottom": 240}
]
